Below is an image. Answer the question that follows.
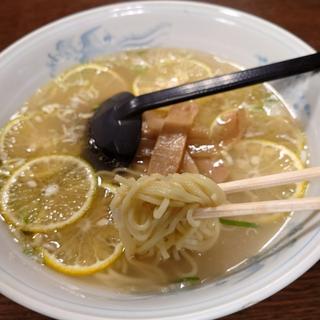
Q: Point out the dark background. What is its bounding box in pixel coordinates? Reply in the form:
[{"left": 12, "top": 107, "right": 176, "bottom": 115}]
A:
[{"left": 0, "top": 0, "right": 319, "bottom": 319}]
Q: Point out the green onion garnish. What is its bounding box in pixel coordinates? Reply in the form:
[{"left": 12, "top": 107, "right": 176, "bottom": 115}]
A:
[
  {"left": 22, "top": 215, "right": 31, "bottom": 224},
  {"left": 219, "top": 218, "right": 258, "bottom": 228},
  {"left": 174, "top": 276, "right": 200, "bottom": 284},
  {"left": 22, "top": 248, "right": 34, "bottom": 256}
]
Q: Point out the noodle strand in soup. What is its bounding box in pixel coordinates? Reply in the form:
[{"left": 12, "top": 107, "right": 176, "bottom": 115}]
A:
[{"left": 110, "top": 173, "right": 225, "bottom": 260}]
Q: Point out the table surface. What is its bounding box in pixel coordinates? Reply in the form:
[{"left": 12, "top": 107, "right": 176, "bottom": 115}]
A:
[{"left": 0, "top": 0, "right": 319, "bottom": 319}]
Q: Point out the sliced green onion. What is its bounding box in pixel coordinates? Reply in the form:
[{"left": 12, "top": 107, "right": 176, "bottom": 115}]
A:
[
  {"left": 174, "top": 276, "right": 200, "bottom": 284},
  {"left": 219, "top": 218, "right": 258, "bottom": 228},
  {"left": 22, "top": 248, "right": 34, "bottom": 256},
  {"left": 22, "top": 215, "right": 31, "bottom": 224}
]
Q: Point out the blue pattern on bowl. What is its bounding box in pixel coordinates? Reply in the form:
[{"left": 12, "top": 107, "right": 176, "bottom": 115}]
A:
[
  {"left": 255, "top": 54, "right": 269, "bottom": 65},
  {"left": 47, "top": 23, "right": 171, "bottom": 77}
]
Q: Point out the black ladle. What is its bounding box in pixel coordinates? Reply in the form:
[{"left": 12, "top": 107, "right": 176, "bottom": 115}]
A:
[{"left": 89, "top": 52, "right": 320, "bottom": 167}]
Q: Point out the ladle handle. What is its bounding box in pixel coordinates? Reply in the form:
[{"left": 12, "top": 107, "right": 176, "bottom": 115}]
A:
[{"left": 123, "top": 52, "right": 320, "bottom": 118}]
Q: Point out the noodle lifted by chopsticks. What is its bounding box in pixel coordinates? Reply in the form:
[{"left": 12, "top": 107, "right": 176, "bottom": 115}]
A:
[{"left": 111, "top": 173, "right": 225, "bottom": 260}]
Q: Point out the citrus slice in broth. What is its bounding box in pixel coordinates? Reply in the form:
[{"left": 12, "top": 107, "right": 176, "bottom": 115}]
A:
[
  {"left": 0, "top": 158, "right": 26, "bottom": 190},
  {"left": 245, "top": 109, "right": 306, "bottom": 156},
  {"left": 133, "top": 59, "right": 213, "bottom": 95},
  {"left": 1, "top": 155, "right": 96, "bottom": 232},
  {"left": 42, "top": 189, "right": 123, "bottom": 276},
  {"left": 227, "top": 139, "right": 306, "bottom": 224},
  {"left": 0, "top": 112, "right": 86, "bottom": 161},
  {"left": 0, "top": 123, "right": 27, "bottom": 187},
  {"left": 55, "top": 63, "right": 128, "bottom": 113}
]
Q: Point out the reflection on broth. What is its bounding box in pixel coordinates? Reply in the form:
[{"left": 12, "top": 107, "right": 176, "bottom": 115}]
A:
[{"left": 0, "top": 48, "right": 307, "bottom": 293}]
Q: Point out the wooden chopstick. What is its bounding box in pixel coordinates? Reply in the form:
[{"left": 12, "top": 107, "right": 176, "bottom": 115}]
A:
[
  {"left": 218, "top": 167, "right": 320, "bottom": 194},
  {"left": 195, "top": 197, "right": 320, "bottom": 219},
  {"left": 193, "top": 167, "right": 320, "bottom": 219}
]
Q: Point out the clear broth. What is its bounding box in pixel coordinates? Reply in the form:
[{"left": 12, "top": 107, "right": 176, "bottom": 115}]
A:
[{"left": 0, "top": 48, "right": 307, "bottom": 293}]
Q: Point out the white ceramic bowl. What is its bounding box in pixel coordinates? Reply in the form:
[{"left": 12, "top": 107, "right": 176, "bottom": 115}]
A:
[{"left": 0, "top": 1, "right": 319, "bottom": 319}]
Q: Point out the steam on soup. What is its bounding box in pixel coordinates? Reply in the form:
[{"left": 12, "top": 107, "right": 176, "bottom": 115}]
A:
[{"left": 0, "top": 48, "right": 307, "bottom": 292}]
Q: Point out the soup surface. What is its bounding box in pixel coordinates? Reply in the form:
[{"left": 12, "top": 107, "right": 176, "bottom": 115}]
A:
[{"left": 0, "top": 48, "right": 307, "bottom": 292}]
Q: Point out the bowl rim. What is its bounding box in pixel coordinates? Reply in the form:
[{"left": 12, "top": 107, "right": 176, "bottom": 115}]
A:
[{"left": 0, "top": 1, "right": 319, "bottom": 320}]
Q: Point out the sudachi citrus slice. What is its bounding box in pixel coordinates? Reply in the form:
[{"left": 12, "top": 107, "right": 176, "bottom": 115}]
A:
[
  {"left": 42, "top": 189, "right": 123, "bottom": 276},
  {"left": 0, "top": 112, "right": 86, "bottom": 161},
  {"left": 1, "top": 155, "right": 96, "bottom": 232},
  {"left": 55, "top": 63, "right": 128, "bottom": 112},
  {"left": 133, "top": 59, "right": 212, "bottom": 95},
  {"left": 245, "top": 109, "right": 306, "bottom": 155},
  {"left": 227, "top": 139, "right": 306, "bottom": 224}
]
